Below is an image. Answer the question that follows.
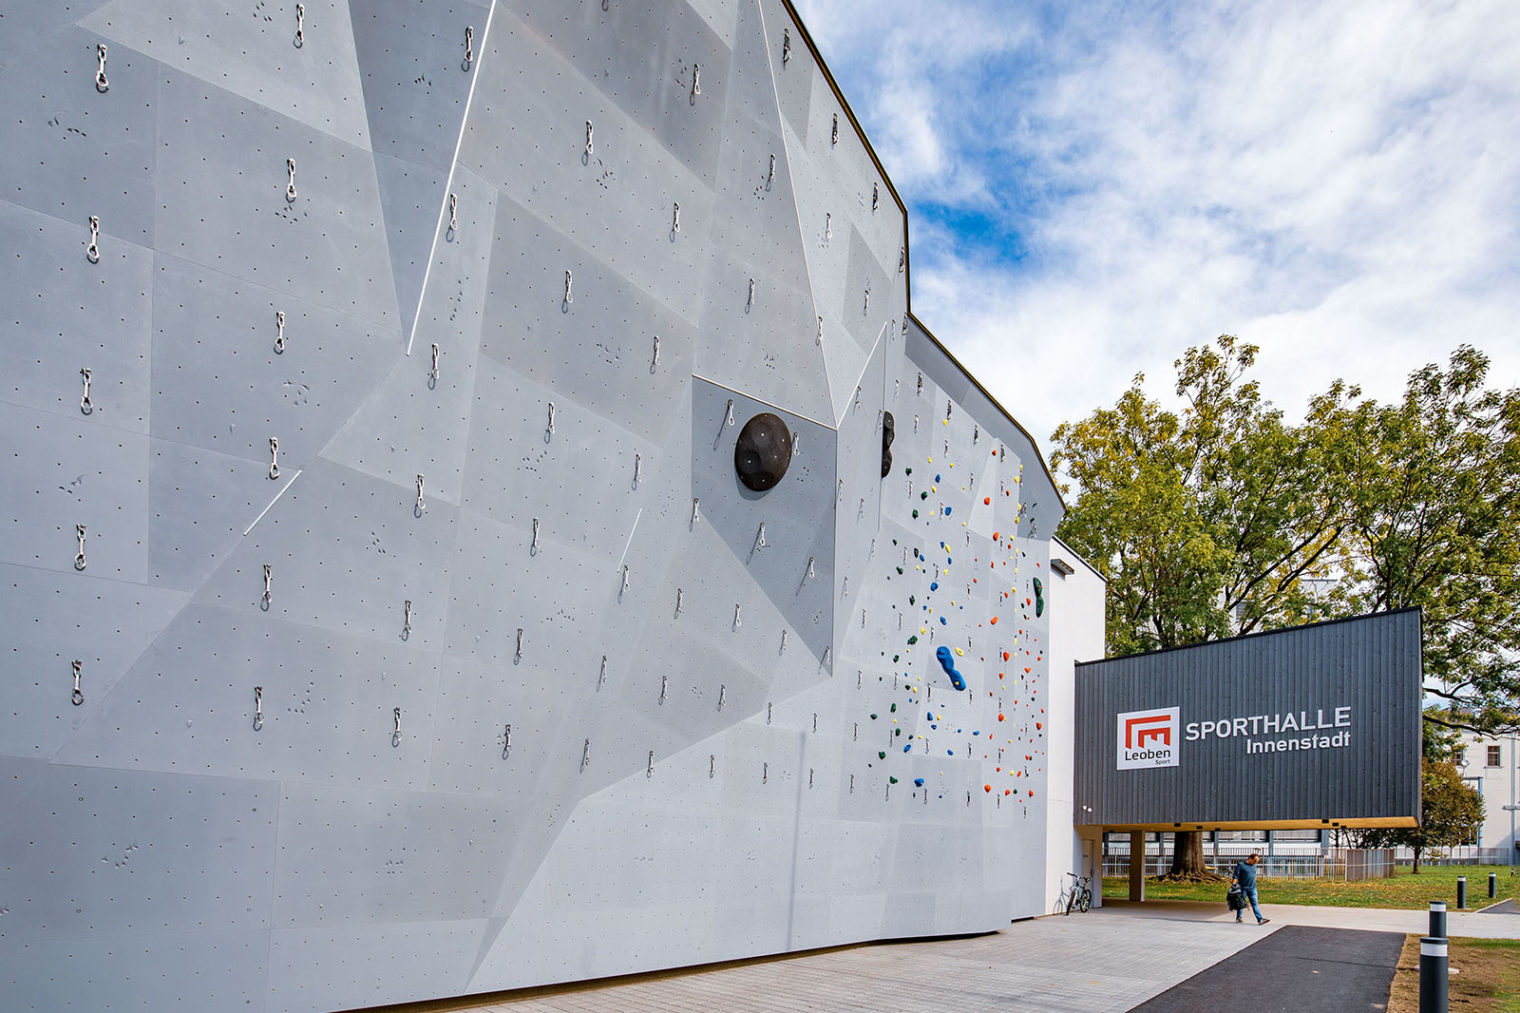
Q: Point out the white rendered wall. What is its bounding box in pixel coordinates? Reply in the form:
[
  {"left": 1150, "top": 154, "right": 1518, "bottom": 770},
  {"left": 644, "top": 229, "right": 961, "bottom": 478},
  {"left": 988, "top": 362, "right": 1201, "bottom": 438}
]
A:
[{"left": 1043, "top": 536, "right": 1108, "bottom": 913}]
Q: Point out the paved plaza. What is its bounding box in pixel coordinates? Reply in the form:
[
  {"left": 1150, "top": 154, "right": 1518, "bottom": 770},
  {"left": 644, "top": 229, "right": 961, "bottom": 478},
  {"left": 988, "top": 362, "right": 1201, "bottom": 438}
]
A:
[{"left": 371, "top": 899, "right": 1520, "bottom": 1013}]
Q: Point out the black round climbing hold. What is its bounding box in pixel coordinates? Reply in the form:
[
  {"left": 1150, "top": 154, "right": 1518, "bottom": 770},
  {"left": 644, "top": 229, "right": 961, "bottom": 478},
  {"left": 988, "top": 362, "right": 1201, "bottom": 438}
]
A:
[{"left": 734, "top": 412, "right": 793, "bottom": 491}]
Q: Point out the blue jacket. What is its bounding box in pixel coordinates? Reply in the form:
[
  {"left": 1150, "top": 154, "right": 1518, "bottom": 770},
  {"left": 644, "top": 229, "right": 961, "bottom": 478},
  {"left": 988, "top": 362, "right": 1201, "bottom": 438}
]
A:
[{"left": 1233, "top": 861, "right": 1258, "bottom": 892}]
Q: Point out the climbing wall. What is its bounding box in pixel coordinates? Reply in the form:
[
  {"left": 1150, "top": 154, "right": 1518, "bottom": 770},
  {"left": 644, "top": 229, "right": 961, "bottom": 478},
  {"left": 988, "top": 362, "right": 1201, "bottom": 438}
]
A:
[{"left": 0, "top": 2, "right": 1070, "bottom": 1011}]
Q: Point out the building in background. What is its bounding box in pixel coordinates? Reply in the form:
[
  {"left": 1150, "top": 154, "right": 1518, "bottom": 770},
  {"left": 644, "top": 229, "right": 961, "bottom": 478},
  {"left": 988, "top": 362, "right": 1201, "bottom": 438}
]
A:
[{"left": 1455, "top": 730, "right": 1520, "bottom": 864}]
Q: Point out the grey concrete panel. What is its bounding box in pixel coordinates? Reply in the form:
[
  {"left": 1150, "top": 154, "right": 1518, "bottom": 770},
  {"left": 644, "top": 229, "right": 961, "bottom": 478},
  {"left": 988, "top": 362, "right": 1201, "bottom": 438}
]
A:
[
  {"left": 758, "top": 0, "right": 813, "bottom": 143},
  {"left": 684, "top": 0, "right": 741, "bottom": 47},
  {"left": 148, "top": 253, "right": 402, "bottom": 465},
  {"left": 842, "top": 224, "right": 893, "bottom": 356},
  {"left": 320, "top": 165, "right": 498, "bottom": 500},
  {"left": 707, "top": 0, "right": 812, "bottom": 297},
  {"left": 153, "top": 66, "right": 401, "bottom": 327},
  {"left": 0, "top": 763, "right": 277, "bottom": 941},
  {"left": 52, "top": 603, "right": 445, "bottom": 791},
  {"left": 691, "top": 376, "right": 835, "bottom": 660},
  {"left": 0, "top": 198, "right": 154, "bottom": 432},
  {"left": 459, "top": 18, "right": 719, "bottom": 329},
  {"left": 830, "top": 327, "right": 886, "bottom": 650},
  {"left": 191, "top": 458, "right": 460, "bottom": 647},
  {"left": 510, "top": 0, "right": 730, "bottom": 185},
  {"left": 0, "top": 562, "right": 188, "bottom": 760},
  {"left": 147, "top": 440, "right": 275, "bottom": 591},
  {"left": 268, "top": 919, "right": 488, "bottom": 1013},
  {"left": 695, "top": 250, "right": 833, "bottom": 424},
  {"left": 374, "top": 152, "right": 448, "bottom": 339},
  {"left": 0, "top": 400, "right": 150, "bottom": 581},
  {"left": 457, "top": 356, "right": 680, "bottom": 552},
  {"left": 271, "top": 783, "right": 516, "bottom": 926},
  {"left": 348, "top": 0, "right": 484, "bottom": 170},
  {"left": 0, "top": 0, "right": 112, "bottom": 75},
  {"left": 475, "top": 195, "right": 699, "bottom": 448},
  {"left": 427, "top": 654, "right": 581, "bottom": 800},
  {"left": 0, "top": 927, "right": 271, "bottom": 1013},
  {"left": 83, "top": 0, "right": 371, "bottom": 147},
  {"left": 443, "top": 506, "right": 629, "bottom": 681},
  {"left": 0, "top": 28, "right": 159, "bottom": 248}
]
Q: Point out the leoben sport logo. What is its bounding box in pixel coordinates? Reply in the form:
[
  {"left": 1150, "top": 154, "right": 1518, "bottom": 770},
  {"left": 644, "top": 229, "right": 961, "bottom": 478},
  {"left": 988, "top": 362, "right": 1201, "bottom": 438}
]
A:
[{"left": 1116, "top": 707, "right": 1180, "bottom": 770}]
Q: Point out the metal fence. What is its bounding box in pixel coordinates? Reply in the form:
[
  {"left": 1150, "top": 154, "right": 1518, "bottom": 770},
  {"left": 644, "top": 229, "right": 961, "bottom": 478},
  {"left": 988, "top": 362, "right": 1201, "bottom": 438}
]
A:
[{"left": 1102, "top": 848, "right": 1397, "bottom": 880}]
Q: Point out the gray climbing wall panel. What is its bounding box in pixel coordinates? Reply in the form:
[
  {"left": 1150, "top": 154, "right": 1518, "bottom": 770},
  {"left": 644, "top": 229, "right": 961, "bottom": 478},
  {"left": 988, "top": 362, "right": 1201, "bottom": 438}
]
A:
[{"left": 0, "top": 2, "right": 1065, "bottom": 1011}]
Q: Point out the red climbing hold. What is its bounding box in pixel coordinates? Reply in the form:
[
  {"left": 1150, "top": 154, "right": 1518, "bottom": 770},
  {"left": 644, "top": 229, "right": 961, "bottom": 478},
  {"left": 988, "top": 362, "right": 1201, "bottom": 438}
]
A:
[
  {"left": 984, "top": 784, "right": 992, "bottom": 793},
  {"left": 983, "top": 496, "right": 991, "bottom": 505},
  {"left": 997, "top": 713, "right": 1005, "bottom": 721}
]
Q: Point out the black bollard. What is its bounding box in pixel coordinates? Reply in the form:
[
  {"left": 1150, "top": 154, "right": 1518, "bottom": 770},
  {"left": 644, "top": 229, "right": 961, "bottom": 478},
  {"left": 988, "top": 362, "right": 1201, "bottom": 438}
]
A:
[
  {"left": 1419, "top": 936, "right": 1448, "bottom": 1013},
  {"left": 1489, "top": 872, "right": 1497, "bottom": 899},
  {"left": 1457, "top": 876, "right": 1466, "bottom": 910},
  {"left": 1428, "top": 900, "right": 1446, "bottom": 939}
]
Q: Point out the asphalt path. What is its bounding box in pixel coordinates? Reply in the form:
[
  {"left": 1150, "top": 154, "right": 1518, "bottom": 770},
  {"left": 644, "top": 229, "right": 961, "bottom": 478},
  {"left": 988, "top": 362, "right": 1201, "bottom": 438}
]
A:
[{"left": 1125, "top": 925, "right": 1404, "bottom": 1013}]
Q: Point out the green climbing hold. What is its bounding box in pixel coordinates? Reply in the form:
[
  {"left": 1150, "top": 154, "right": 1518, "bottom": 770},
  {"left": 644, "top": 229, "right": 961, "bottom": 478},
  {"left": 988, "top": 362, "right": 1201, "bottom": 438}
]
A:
[
  {"left": 909, "top": 595, "right": 915, "bottom": 605},
  {"left": 894, "top": 728, "right": 901, "bottom": 736},
  {"left": 870, "top": 713, "right": 878, "bottom": 720},
  {"left": 905, "top": 467, "right": 913, "bottom": 475},
  {"left": 878, "top": 751, "right": 887, "bottom": 759},
  {"left": 889, "top": 776, "right": 899, "bottom": 784},
  {"left": 912, "top": 509, "right": 919, "bottom": 518},
  {"left": 890, "top": 703, "right": 897, "bottom": 713},
  {"left": 907, "top": 635, "right": 918, "bottom": 645},
  {"left": 896, "top": 566, "right": 904, "bottom": 574},
  {"left": 1033, "top": 576, "right": 1045, "bottom": 618},
  {"left": 920, "top": 491, "right": 928, "bottom": 499}
]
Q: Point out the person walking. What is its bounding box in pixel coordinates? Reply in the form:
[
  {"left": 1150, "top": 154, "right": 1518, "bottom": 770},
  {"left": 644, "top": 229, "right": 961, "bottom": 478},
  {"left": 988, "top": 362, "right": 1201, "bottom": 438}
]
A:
[{"left": 1232, "top": 852, "right": 1270, "bottom": 925}]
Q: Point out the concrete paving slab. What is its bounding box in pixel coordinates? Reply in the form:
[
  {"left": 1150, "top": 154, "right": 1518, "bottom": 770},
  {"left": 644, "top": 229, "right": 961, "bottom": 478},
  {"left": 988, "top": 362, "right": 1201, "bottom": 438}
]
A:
[{"left": 361, "top": 898, "right": 1520, "bottom": 1013}]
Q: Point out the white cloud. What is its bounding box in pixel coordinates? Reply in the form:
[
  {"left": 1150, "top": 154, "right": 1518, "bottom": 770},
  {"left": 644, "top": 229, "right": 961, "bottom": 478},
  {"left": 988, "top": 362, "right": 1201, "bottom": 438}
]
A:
[{"left": 793, "top": 0, "right": 1520, "bottom": 453}]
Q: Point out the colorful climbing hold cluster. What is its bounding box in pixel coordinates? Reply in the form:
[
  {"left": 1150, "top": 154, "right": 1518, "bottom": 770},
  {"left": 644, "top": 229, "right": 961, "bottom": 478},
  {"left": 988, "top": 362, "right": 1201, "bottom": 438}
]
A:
[{"left": 854, "top": 401, "right": 1051, "bottom": 816}]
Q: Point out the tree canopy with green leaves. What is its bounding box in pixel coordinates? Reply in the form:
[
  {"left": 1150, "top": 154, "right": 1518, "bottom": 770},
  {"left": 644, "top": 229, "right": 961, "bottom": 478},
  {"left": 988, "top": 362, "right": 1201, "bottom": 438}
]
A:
[
  {"left": 1052, "top": 339, "right": 1520, "bottom": 734},
  {"left": 1354, "top": 760, "right": 1484, "bottom": 873}
]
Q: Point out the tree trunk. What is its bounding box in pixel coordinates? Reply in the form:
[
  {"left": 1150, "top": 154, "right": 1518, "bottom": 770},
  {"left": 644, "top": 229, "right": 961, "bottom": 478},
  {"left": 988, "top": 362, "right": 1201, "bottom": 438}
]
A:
[
  {"left": 1160, "top": 831, "right": 1224, "bottom": 882},
  {"left": 1412, "top": 846, "right": 1422, "bottom": 874}
]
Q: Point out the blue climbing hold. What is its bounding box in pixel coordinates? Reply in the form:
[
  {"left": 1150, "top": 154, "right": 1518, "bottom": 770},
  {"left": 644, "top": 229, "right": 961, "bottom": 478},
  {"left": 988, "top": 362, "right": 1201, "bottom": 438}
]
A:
[
  {"left": 939, "top": 616, "right": 947, "bottom": 625},
  {"left": 913, "top": 778, "right": 925, "bottom": 787},
  {"left": 930, "top": 582, "right": 939, "bottom": 591},
  {"left": 935, "top": 644, "right": 966, "bottom": 691},
  {"left": 903, "top": 744, "right": 911, "bottom": 752},
  {"left": 944, "top": 506, "right": 952, "bottom": 515}
]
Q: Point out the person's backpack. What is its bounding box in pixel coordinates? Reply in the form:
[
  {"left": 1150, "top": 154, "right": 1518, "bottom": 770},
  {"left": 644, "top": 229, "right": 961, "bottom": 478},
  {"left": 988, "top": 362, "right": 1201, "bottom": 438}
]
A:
[{"left": 1226, "top": 882, "right": 1244, "bottom": 911}]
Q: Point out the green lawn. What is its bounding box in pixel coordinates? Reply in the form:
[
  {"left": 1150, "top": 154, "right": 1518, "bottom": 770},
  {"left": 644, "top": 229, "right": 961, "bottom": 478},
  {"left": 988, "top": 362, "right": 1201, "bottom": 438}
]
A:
[{"left": 1102, "top": 864, "right": 1520, "bottom": 910}]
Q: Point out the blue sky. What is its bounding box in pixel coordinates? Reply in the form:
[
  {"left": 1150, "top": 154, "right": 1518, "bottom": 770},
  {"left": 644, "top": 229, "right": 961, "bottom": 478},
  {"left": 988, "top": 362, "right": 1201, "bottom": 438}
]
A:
[{"left": 793, "top": 0, "right": 1520, "bottom": 453}]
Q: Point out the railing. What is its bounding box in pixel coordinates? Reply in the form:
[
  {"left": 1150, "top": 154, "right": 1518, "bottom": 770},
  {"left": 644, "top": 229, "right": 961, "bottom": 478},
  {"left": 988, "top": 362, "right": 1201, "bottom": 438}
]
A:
[{"left": 1102, "top": 848, "right": 1397, "bottom": 880}]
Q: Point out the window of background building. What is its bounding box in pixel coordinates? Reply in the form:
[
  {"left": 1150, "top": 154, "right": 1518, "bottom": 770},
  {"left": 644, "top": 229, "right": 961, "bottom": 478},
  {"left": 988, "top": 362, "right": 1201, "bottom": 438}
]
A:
[
  {"left": 1489, "top": 744, "right": 1502, "bottom": 767},
  {"left": 1455, "top": 746, "right": 1466, "bottom": 767}
]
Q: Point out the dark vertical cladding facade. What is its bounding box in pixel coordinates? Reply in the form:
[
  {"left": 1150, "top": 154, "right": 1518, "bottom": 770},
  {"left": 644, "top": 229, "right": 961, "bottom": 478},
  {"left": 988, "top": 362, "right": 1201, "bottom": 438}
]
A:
[{"left": 1075, "top": 609, "right": 1422, "bottom": 827}]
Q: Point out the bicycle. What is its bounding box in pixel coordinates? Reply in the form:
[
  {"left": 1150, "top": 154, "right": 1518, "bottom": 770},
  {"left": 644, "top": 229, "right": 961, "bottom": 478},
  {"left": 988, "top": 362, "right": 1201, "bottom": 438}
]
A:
[{"left": 1057, "top": 872, "right": 1092, "bottom": 915}]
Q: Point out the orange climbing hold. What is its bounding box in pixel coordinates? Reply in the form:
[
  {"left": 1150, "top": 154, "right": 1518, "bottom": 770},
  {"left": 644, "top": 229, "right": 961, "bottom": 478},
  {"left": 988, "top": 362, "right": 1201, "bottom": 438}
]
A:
[
  {"left": 983, "top": 496, "right": 991, "bottom": 504},
  {"left": 984, "top": 784, "right": 992, "bottom": 793},
  {"left": 989, "top": 616, "right": 997, "bottom": 625},
  {"left": 1002, "top": 651, "right": 1010, "bottom": 661},
  {"left": 997, "top": 713, "right": 1005, "bottom": 721}
]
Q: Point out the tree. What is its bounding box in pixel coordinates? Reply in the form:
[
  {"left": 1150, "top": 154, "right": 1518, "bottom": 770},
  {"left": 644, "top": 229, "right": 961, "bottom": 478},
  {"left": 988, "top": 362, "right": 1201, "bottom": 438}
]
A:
[
  {"left": 1052, "top": 336, "right": 1352, "bottom": 659},
  {"left": 1356, "top": 760, "right": 1484, "bottom": 873},
  {"left": 1052, "top": 336, "right": 1353, "bottom": 879},
  {"left": 1336, "top": 346, "right": 1520, "bottom": 734}
]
